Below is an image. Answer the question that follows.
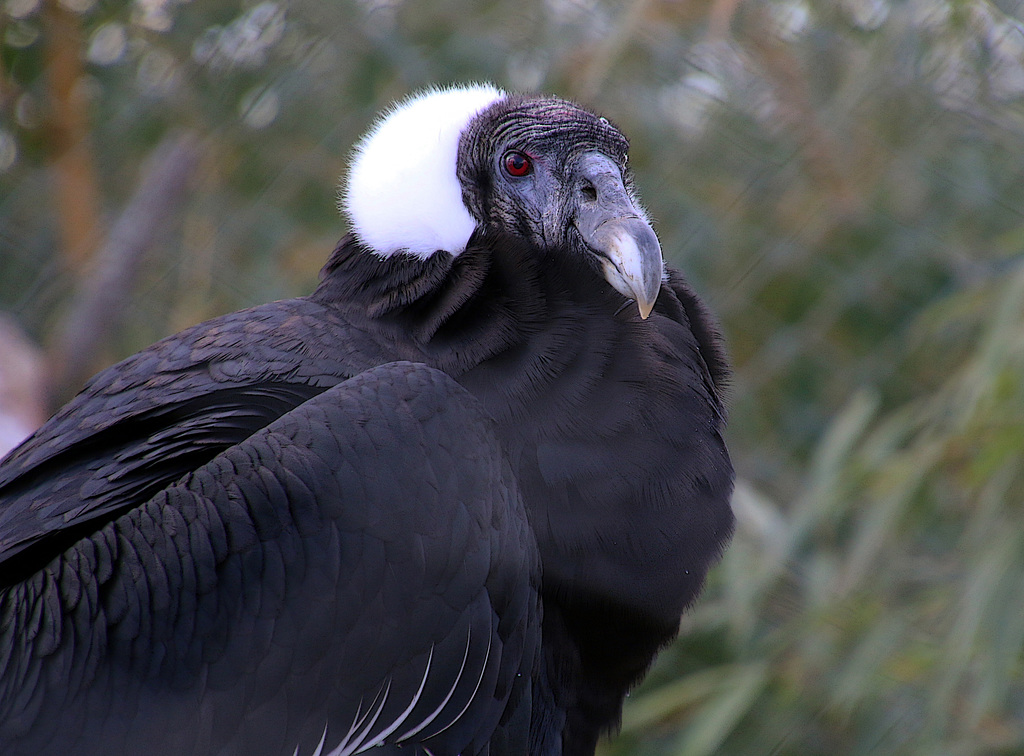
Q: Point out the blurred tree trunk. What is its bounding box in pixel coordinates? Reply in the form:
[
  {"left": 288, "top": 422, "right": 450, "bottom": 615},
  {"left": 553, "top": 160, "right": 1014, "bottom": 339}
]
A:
[
  {"left": 47, "top": 133, "right": 202, "bottom": 408},
  {"left": 42, "top": 0, "right": 103, "bottom": 273}
]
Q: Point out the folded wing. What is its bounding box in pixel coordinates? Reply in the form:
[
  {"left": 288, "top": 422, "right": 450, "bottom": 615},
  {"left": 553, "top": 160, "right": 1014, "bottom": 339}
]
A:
[{"left": 0, "top": 361, "right": 540, "bottom": 756}]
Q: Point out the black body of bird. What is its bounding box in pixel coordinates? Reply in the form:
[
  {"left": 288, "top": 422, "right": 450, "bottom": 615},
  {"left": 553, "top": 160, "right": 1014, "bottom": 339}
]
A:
[{"left": 0, "top": 85, "right": 734, "bottom": 755}]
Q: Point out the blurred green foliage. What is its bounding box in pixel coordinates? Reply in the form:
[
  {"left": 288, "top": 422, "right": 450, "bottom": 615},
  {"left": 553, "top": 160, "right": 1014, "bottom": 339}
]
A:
[{"left": 2, "top": 0, "right": 1024, "bottom": 752}]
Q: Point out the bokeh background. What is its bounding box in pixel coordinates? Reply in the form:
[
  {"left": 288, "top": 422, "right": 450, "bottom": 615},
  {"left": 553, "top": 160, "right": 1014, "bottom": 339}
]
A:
[{"left": 2, "top": 0, "right": 1024, "bottom": 753}]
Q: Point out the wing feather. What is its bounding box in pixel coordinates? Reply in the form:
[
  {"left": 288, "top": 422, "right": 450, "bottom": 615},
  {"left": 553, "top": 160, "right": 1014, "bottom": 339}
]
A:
[{"left": 0, "top": 362, "right": 540, "bottom": 756}]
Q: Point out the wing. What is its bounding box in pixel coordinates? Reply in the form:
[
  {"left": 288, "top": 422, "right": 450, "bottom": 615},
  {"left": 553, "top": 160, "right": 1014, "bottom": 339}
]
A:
[
  {"left": 0, "top": 361, "right": 540, "bottom": 756},
  {"left": 661, "top": 267, "right": 730, "bottom": 396},
  {"left": 0, "top": 297, "right": 396, "bottom": 581}
]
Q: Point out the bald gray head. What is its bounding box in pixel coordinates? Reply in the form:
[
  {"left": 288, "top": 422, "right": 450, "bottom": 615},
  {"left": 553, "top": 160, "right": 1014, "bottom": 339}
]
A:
[
  {"left": 343, "top": 85, "right": 664, "bottom": 318},
  {"left": 457, "top": 95, "right": 663, "bottom": 317}
]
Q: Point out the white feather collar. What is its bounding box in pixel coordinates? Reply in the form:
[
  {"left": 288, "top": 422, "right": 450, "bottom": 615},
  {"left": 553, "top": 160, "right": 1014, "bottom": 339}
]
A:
[{"left": 341, "top": 84, "right": 507, "bottom": 258}]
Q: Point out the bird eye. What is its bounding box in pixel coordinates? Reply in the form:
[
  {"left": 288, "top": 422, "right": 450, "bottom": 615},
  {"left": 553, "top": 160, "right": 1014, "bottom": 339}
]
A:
[{"left": 503, "top": 151, "right": 533, "bottom": 177}]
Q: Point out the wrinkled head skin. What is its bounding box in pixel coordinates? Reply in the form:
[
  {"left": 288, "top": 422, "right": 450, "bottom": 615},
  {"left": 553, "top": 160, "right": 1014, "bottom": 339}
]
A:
[
  {"left": 458, "top": 95, "right": 663, "bottom": 317},
  {"left": 343, "top": 85, "right": 664, "bottom": 319}
]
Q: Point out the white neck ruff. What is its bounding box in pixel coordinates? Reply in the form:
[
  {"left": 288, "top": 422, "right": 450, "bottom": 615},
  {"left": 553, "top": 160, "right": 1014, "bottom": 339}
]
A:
[{"left": 341, "top": 84, "right": 507, "bottom": 258}]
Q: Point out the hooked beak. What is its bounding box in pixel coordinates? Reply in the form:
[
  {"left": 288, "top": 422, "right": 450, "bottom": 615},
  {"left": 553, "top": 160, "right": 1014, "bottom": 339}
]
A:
[{"left": 573, "top": 152, "right": 663, "bottom": 319}]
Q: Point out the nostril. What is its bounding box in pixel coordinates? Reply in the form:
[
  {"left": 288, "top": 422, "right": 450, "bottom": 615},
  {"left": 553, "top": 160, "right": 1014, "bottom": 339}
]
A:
[{"left": 580, "top": 181, "right": 598, "bottom": 202}]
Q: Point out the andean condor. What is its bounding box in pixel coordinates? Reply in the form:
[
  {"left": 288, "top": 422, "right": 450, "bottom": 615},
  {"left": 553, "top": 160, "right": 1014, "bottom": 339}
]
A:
[{"left": 0, "top": 84, "right": 734, "bottom": 756}]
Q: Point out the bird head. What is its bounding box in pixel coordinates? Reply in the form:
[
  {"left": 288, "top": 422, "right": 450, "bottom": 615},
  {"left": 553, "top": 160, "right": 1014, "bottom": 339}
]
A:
[{"left": 343, "top": 84, "right": 663, "bottom": 319}]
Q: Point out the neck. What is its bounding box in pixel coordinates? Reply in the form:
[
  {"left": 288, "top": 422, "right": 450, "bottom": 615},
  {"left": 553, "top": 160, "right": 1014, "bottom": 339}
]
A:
[{"left": 312, "top": 231, "right": 615, "bottom": 383}]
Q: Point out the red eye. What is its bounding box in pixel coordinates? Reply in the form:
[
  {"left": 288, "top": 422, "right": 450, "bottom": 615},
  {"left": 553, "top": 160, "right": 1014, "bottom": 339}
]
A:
[{"left": 503, "top": 151, "right": 533, "bottom": 177}]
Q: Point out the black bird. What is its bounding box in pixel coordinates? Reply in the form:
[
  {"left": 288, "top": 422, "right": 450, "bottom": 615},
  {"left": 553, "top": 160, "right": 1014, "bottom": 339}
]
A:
[{"left": 0, "top": 84, "right": 733, "bottom": 756}]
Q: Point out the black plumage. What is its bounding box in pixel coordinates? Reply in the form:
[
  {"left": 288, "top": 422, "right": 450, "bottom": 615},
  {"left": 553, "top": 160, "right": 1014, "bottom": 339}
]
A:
[{"left": 0, "top": 87, "right": 733, "bottom": 756}]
